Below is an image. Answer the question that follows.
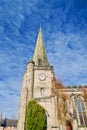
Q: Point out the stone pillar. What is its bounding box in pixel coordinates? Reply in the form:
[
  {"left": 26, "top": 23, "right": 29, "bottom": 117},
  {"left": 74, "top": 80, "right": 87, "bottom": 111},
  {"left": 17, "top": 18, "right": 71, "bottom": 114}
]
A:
[
  {"left": 74, "top": 97, "right": 80, "bottom": 126},
  {"left": 84, "top": 100, "right": 87, "bottom": 116},
  {"left": 59, "top": 124, "right": 66, "bottom": 130},
  {"left": 72, "top": 119, "right": 78, "bottom": 130},
  {"left": 27, "top": 60, "right": 34, "bottom": 99}
]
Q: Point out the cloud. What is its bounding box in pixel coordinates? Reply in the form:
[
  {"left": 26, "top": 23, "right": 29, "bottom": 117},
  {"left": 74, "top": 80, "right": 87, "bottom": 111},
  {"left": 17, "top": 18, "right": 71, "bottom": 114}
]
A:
[
  {"left": 46, "top": 31, "right": 87, "bottom": 85},
  {"left": 0, "top": 0, "right": 87, "bottom": 118}
]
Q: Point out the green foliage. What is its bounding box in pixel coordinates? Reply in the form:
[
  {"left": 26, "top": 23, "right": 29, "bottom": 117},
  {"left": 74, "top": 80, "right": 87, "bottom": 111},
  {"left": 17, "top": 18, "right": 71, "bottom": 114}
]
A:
[{"left": 26, "top": 99, "right": 47, "bottom": 130}]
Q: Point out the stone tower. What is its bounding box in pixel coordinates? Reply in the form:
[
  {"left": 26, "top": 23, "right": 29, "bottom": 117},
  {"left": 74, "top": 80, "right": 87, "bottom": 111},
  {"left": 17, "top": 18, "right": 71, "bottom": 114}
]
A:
[{"left": 17, "top": 26, "right": 58, "bottom": 130}]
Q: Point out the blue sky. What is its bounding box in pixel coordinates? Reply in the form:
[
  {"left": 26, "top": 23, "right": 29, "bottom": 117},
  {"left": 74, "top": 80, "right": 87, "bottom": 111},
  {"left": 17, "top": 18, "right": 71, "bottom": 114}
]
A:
[{"left": 0, "top": 0, "right": 87, "bottom": 119}]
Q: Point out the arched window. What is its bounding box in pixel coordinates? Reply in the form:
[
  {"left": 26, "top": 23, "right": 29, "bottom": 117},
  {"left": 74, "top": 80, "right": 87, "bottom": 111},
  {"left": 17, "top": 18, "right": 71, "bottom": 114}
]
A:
[
  {"left": 38, "top": 59, "right": 42, "bottom": 66},
  {"left": 77, "top": 96, "right": 87, "bottom": 126},
  {"left": 77, "top": 97, "right": 85, "bottom": 112},
  {"left": 40, "top": 88, "right": 44, "bottom": 97}
]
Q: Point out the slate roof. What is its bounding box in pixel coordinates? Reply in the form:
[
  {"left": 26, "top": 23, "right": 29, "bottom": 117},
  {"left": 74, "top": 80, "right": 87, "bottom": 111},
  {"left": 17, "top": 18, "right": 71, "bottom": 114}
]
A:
[
  {"left": 0, "top": 118, "right": 17, "bottom": 127},
  {"left": 33, "top": 26, "right": 50, "bottom": 67}
]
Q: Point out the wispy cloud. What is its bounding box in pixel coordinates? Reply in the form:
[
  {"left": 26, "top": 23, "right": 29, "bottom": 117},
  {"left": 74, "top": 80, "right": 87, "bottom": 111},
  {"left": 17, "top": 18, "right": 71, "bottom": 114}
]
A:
[
  {"left": 47, "top": 31, "right": 87, "bottom": 85},
  {"left": 0, "top": 0, "right": 87, "bottom": 118}
]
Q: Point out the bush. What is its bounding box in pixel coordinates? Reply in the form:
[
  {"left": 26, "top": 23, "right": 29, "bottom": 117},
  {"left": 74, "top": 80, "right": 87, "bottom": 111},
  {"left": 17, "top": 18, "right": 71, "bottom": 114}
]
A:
[{"left": 26, "top": 99, "right": 47, "bottom": 130}]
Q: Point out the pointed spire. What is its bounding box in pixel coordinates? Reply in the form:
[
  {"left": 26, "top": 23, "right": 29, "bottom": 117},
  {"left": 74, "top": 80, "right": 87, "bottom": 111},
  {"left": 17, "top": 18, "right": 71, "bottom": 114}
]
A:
[{"left": 33, "top": 26, "right": 49, "bottom": 66}]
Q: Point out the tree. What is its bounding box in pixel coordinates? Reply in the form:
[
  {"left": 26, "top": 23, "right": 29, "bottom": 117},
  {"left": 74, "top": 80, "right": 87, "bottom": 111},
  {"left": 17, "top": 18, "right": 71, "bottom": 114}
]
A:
[{"left": 26, "top": 99, "right": 47, "bottom": 130}]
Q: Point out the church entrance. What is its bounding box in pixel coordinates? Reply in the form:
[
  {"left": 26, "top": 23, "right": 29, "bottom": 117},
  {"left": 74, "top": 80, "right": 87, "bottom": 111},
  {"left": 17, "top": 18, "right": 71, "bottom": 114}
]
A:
[{"left": 66, "top": 121, "right": 72, "bottom": 130}]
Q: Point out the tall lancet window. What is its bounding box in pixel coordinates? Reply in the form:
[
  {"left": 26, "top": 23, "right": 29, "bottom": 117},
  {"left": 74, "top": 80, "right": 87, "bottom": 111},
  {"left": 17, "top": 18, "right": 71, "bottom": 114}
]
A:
[
  {"left": 40, "top": 88, "right": 44, "bottom": 97},
  {"left": 77, "top": 96, "right": 87, "bottom": 126},
  {"left": 38, "top": 59, "right": 42, "bottom": 66}
]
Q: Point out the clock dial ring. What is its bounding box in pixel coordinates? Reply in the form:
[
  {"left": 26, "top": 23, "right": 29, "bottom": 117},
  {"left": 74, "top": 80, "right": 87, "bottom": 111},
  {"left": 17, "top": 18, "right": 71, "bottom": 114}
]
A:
[{"left": 39, "top": 73, "right": 46, "bottom": 81}]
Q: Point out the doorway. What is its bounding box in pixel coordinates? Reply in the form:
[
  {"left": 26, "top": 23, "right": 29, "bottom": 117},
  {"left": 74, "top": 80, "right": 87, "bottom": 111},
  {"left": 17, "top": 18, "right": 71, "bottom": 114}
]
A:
[{"left": 66, "top": 120, "right": 72, "bottom": 130}]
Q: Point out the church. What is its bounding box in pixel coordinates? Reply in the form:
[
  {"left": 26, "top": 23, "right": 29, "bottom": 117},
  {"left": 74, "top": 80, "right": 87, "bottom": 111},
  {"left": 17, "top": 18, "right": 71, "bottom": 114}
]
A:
[{"left": 17, "top": 27, "right": 87, "bottom": 130}]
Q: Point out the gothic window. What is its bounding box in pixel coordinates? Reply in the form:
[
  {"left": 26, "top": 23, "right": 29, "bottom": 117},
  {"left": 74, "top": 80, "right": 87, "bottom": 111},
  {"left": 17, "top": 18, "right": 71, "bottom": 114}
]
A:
[
  {"left": 38, "top": 59, "right": 42, "bottom": 66},
  {"left": 40, "top": 88, "right": 44, "bottom": 97},
  {"left": 77, "top": 96, "right": 87, "bottom": 126},
  {"left": 77, "top": 97, "right": 85, "bottom": 112}
]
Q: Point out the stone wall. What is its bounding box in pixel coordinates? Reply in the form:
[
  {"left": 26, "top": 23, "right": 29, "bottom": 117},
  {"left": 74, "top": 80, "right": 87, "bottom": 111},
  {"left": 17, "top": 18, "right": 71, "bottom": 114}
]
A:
[
  {"left": 78, "top": 128, "right": 87, "bottom": 130},
  {"left": 0, "top": 127, "right": 17, "bottom": 130}
]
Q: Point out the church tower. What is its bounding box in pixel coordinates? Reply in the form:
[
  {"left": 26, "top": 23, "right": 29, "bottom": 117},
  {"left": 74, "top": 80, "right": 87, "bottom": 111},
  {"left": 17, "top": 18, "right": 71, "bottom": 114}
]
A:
[{"left": 17, "top": 26, "right": 58, "bottom": 130}]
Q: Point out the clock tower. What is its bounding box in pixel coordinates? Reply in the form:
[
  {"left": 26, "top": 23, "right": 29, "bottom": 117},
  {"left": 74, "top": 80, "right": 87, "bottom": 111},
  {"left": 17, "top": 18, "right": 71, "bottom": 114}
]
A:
[
  {"left": 17, "top": 26, "right": 58, "bottom": 130},
  {"left": 33, "top": 26, "right": 54, "bottom": 99}
]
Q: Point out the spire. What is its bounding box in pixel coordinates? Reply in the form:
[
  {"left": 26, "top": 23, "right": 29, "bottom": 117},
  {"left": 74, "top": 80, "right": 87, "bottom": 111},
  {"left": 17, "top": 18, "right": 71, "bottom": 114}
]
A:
[{"left": 33, "top": 26, "right": 49, "bottom": 67}]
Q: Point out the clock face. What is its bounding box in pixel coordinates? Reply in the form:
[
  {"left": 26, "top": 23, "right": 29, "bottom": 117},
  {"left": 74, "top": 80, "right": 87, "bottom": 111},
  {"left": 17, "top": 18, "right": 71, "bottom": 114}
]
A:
[{"left": 39, "top": 73, "right": 45, "bottom": 81}]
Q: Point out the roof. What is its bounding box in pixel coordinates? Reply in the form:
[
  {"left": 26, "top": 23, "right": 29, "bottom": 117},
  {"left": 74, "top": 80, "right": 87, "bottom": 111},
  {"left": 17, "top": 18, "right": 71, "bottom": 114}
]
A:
[
  {"left": 33, "top": 26, "right": 49, "bottom": 67},
  {"left": 0, "top": 118, "right": 17, "bottom": 127}
]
